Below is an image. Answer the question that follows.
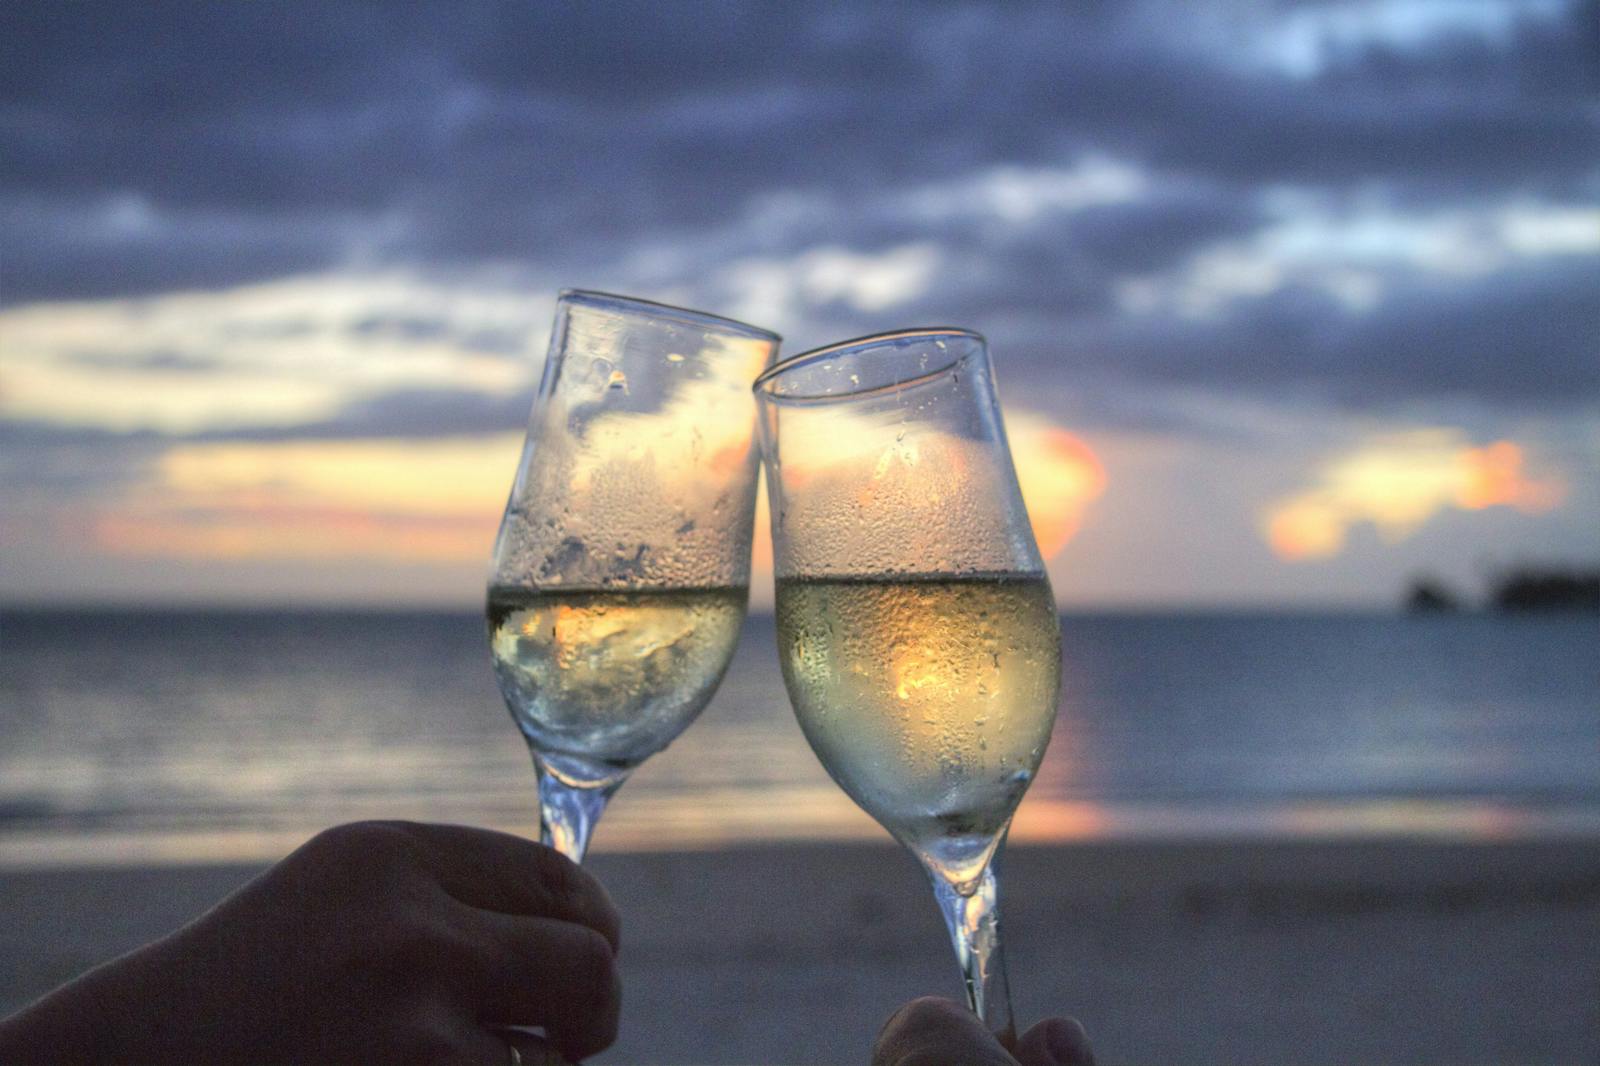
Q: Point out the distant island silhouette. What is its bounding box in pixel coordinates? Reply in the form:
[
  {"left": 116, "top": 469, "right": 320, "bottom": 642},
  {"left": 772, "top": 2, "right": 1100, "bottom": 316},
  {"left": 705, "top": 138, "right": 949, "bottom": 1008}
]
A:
[
  {"left": 1405, "top": 579, "right": 1464, "bottom": 613},
  {"left": 1404, "top": 567, "right": 1600, "bottom": 614}
]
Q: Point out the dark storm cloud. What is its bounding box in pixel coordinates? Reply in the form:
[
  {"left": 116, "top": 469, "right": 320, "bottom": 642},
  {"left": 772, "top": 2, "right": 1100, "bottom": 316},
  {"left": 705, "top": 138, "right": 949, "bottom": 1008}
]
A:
[
  {"left": 6, "top": 1, "right": 1591, "bottom": 241},
  {"left": 0, "top": 420, "right": 165, "bottom": 497},
  {"left": 0, "top": 195, "right": 352, "bottom": 302},
  {"left": 933, "top": 192, "right": 1270, "bottom": 320},
  {"left": 2, "top": 0, "right": 1596, "bottom": 417},
  {"left": 1068, "top": 196, "right": 1267, "bottom": 275},
  {"left": 0, "top": 387, "right": 533, "bottom": 446},
  {"left": 194, "top": 387, "right": 535, "bottom": 442},
  {"left": 1062, "top": 257, "right": 1600, "bottom": 409}
]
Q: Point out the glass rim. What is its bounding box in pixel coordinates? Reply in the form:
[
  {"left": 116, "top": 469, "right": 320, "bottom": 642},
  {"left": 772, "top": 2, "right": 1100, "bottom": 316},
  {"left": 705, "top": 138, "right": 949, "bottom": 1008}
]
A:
[
  {"left": 559, "top": 289, "right": 782, "bottom": 344},
  {"left": 752, "top": 326, "right": 986, "bottom": 403}
]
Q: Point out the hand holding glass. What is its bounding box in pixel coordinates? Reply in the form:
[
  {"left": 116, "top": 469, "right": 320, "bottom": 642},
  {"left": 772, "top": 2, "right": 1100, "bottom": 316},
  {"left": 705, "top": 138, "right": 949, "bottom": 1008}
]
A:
[
  {"left": 754, "top": 330, "right": 1061, "bottom": 1043},
  {"left": 487, "top": 291, "right": 779, "bottom": 861}
]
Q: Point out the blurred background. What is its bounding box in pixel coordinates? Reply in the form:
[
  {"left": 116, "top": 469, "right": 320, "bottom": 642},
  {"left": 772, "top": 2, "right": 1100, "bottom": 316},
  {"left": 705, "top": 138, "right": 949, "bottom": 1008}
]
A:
[{"left": 2, "top": 3, "right": 1597, "bottom": 1062}]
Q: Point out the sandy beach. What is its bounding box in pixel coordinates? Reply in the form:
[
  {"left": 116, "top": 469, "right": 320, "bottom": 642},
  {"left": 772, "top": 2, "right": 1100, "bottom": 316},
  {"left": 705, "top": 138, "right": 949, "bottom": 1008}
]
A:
[{"left": 3, "top": 838, "right": 1597, "bottom": 1064}]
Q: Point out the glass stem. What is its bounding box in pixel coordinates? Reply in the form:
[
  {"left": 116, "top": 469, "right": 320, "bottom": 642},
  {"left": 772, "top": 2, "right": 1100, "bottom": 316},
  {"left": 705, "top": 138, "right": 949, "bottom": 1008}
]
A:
[
  {"left": 533, "top": 757, "right": 619, "bottom": 863},
  {"left": 930, "top": 860, "right": 1016, "bottom": 1047}
]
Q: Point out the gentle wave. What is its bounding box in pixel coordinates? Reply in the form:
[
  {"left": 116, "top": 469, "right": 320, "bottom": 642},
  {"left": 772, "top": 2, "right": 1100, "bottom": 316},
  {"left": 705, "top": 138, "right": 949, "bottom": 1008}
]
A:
[{"left": 2, "top": 609, "right": 1597, "bottom": 869}]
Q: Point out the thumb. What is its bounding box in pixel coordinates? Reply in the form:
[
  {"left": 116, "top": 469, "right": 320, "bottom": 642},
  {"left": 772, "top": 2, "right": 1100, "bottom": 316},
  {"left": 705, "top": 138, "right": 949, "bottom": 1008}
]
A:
[{"left": 1015, "top": 1017, "right": 1095, "bottom": 1066}]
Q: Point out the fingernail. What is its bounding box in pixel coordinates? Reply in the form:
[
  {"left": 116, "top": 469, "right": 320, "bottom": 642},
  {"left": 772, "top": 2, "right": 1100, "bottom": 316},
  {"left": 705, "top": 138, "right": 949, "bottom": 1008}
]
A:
[{"left": 1046, "top": 1017, "right": 1094, "bottom": 1065}]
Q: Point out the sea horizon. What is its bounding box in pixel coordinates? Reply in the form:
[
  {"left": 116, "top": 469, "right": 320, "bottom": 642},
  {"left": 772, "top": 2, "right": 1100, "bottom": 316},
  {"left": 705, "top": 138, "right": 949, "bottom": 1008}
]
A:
[{"left": 5, "top": 608, "right": 1597, "bottom": 871}]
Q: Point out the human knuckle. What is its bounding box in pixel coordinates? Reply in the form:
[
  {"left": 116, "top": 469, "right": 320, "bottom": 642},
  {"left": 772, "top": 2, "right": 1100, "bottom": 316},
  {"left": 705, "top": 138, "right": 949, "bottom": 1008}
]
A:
[
  {"left": 530, "top": 842, "right": 582, "bottom": 897},
  {"left": 313, "top": 820, "right": 389, "bottom": 849},
  {"left": 875, "top": 997, "right": 974, "bottom": 1062},
  {"left": 396, "top": 915, "right": 458, "bottom": 969},
  {"left": 410, "top": 1024, "right": 470, "bottom": 1066},
  {"left": 304, "top": 821, "right": 412, "bottom": 867},
  {"left": 579, "top": 921, "right": 614, "bottom": 973},
  {"left": 879, "top": 1036, "right": 1006, "bottom": 1066},
  {"left": 900, "top": 996, "right": 964, "bottom": 1028},
  {"left": 349, "top": 915, "right": 447, "bottom": 987},
  {"left": 895, "top": 1050, "right": 969, "bottom": 1066},
  {"left": 534, "top": 847, "right": 618, "bottom": 941},
  {"left": 599, "top": 899, "right": 622, "bottom": 950},
  {"left": 546, "top": 927, "right": 615, "bottom": 1017},
  {"left": 567, "top": 887, "right": 621, "bottom": 952}
]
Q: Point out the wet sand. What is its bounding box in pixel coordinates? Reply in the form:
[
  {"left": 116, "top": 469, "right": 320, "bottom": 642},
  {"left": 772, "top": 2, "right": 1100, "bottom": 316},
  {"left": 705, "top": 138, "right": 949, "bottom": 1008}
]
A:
[{"left": 3, "top": 839, "right": 1597, "bottom": 1064}]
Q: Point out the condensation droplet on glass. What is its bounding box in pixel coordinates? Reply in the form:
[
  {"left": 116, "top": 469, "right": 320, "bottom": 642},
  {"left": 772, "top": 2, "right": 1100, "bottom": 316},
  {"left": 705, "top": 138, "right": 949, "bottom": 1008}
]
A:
[
  {"left": 666, "top": 352, "right": 685, "bottom": 363},
  {"left": 606, "top": 369, "right": 629, "bottom": 393}
]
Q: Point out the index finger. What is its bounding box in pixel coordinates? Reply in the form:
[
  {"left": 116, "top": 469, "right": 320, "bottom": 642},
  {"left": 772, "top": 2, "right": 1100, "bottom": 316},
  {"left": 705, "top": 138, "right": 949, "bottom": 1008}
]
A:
[{"left": 391, "top": 821, "right": 621, "bottom": 951}]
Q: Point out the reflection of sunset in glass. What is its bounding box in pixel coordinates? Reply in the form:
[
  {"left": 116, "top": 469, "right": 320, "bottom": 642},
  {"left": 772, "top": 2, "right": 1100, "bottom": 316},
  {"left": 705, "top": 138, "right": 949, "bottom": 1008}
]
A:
[
  {"left": 1264, "top": 431, "right": 1566, "bottom": 561},
  {"left": 749, "top": 408, "right": 1103, "bottom": 581}
]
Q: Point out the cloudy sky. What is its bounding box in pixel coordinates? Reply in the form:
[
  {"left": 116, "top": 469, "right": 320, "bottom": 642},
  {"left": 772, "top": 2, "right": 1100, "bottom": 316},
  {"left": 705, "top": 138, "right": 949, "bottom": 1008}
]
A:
[{"left": 2, "top": 0, "right": 1596, "bottom": 608}]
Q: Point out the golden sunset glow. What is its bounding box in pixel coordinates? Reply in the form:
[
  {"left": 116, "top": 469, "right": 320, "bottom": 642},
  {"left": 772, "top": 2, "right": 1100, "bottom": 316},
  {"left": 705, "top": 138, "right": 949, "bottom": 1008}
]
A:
[
  {"left": 1008, "top": 414, "right": 1108, "bottom": 558},
  {"left": 83, "top": 411, "right": 1102, "bottom": 586},
  {"left": 1457, "top": 440, "right": 1567, "bottom": 512},
  {"left": 93, "top": 435, "right": 522, "bottom": 561},
  {"left": 0, "top": 277, "right": 534, "bottom": 433},
  {"left": 1264, "top": 432, "right": 1567, "bottom": 561}
]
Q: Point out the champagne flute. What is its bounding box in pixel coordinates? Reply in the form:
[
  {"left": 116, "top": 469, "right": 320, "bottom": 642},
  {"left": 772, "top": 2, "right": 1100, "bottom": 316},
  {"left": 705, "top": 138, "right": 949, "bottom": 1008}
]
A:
[
  {"left": 488, "top": 290, "right": 779, "bottom": 862},
  {"left": 753, "top": 328, "right": 1061, "bottom": 1043}
]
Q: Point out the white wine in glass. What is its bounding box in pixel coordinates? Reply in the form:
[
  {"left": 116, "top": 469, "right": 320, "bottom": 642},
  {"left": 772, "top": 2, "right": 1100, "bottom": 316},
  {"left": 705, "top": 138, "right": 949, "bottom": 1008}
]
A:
[
  {"left": 488, "top": 291, "right": 779, "bottom": 862},
  {"left": 755, "top": 329, "right": 1061, "bottom": 1043}
]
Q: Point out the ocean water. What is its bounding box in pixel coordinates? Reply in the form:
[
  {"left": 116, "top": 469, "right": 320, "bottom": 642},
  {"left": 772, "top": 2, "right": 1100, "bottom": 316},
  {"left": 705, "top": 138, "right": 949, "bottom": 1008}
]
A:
[{"left": 1, "top": 608, "right": 1596, "bottom": 868}]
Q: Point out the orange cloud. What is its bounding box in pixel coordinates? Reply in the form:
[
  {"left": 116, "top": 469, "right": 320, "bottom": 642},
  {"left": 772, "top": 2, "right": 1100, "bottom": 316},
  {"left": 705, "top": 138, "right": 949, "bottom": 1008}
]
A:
[
  {"left": 95, "top": 507, "right": 493, "bottom": 562},
  {"left": 1008, "top": 414, "right": 1107, "bottom": 559},
  {"left": 1457, "top": 441, "right": 1566, "bottom": 512},
  {"left": 88, "top": 411, "right": 1104, "bottom": 577},
  {"left": 1264, "top": 431, "right": 1566, "bottom": 561},
  {"left": 92, "top": 435, "right": 520, "bottom": 562}
]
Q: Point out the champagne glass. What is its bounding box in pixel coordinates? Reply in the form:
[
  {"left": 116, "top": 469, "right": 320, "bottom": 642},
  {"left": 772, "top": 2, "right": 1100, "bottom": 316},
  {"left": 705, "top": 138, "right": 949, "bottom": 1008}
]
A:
[
  {"left": 488, "top": 290, "right": 779, "bottom": 862},
  {"left": 753, "top": 328, "right": 1061, "bottom": 1043}
]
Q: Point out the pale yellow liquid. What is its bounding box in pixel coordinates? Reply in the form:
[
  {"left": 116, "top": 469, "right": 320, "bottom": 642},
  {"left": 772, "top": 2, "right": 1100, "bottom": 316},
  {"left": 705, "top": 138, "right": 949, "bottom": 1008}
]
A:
[
  {"left": 487, "top": 586, "right": 746, "bottom": 773},
  {"left": 775, "top": 574, "right": 1061, "bottom": 880}
]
